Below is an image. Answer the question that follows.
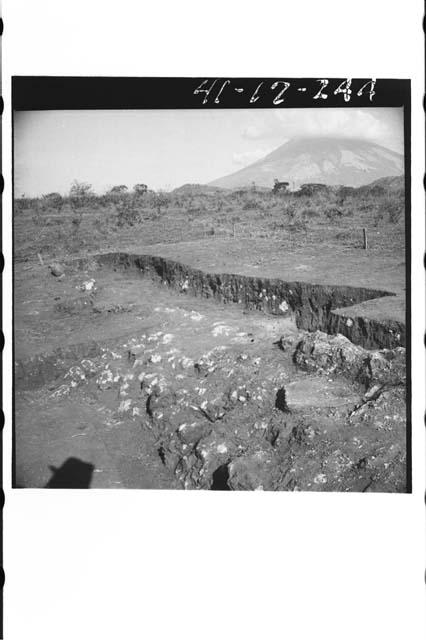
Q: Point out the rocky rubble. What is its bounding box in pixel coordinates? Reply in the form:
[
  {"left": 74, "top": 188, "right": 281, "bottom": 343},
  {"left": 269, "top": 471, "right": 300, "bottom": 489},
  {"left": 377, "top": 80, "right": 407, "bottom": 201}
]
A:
[
  {"left": 293, "top": 331, "right": 406, "bottom": 390},
  {"left": 16, "top": 270, "right": 407, "bottom": 491}
]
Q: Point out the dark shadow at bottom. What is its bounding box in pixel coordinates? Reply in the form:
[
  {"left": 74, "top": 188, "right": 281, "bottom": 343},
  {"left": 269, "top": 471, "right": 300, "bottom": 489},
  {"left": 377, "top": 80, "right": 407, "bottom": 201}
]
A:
[
  {"left": 46, "top": 457, "right": 95, "bottom": 488},
  {"left": 211, "top": 464, "right": 231, "bottom": 491}
]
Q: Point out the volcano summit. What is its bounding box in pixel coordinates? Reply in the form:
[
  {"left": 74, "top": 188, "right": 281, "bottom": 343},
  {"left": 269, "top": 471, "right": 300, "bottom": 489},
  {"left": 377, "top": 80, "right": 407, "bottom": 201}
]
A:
[{"left": 210, "top": 137, "right": 404, "bottom": 189}]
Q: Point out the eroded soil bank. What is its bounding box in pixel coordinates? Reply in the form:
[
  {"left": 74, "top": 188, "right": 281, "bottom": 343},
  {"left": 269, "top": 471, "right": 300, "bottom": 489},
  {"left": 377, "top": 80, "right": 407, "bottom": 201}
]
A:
[{"left": 81, "top": 252, "right": 405, "bottom": 350}]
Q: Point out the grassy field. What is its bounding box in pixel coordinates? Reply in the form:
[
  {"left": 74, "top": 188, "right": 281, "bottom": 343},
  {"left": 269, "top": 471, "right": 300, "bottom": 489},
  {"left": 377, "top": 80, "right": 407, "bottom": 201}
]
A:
[{"left": 14, "top": 177, "right": 406, "bottom": 322}]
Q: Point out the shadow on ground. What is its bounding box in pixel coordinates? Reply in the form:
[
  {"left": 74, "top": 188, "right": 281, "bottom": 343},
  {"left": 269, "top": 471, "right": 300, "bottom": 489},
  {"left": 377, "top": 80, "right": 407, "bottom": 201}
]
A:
[{"left": 45, "top": 457, "right": 95, "bottom": 488}]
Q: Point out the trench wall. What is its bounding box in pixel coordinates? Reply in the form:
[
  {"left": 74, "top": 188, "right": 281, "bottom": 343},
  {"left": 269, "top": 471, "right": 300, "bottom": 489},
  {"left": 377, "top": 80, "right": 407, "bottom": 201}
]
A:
[
  {"left": 90, "top": 252, "right": 405, "bottom": 350},
  {"left": 15, "top": 252, "right": 405, "bottom": 390}
]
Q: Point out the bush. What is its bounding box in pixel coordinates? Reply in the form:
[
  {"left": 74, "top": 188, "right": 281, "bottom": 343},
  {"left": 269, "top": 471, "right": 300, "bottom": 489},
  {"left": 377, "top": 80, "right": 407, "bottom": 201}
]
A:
[
  {"left": 133, "top": 183, "right": 148, "bottom": 195},
  {"left": 324, "top": 206, "right": 343, "bottom": 221},
  {"left": 69, "top": 180, "right": 95, "bottom": 214},
  {"left": 153, "top": 192, "right": 170, "bottom": 217},
  {"left": 378, "top": 198, "right": 404, "bottom": 223},
  {"left": 41, "top": 192, "right": 63, "bottom": 212},
  {"left": 242, "top": 199, "right": 260, "bottom": 210},
  {"left": 371, "top": 197, "right": 404, "bottom": 224},
  {"left": 70, "top": 209, "right": 84, "bottom": 233},
  {"left": 109, "top": 185, "right": 128, "bottom": 194},
  {"left": 283, "top": 204, "right": 297, "bottom": 219},
  {"left": 115, "top": 195, "right": 140, "bottom": 226}
]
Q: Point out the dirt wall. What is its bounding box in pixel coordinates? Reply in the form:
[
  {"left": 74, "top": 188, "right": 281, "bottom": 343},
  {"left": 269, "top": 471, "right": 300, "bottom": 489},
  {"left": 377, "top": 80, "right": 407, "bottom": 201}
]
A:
[{"left": 89, "top": 252, "right": 404, "bottom": 349}]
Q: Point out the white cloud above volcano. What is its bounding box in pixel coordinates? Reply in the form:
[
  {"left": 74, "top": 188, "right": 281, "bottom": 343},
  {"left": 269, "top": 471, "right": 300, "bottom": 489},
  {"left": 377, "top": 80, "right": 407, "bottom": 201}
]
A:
[{"left": 242, "top": 108, "right": 403, "bottom": 154}]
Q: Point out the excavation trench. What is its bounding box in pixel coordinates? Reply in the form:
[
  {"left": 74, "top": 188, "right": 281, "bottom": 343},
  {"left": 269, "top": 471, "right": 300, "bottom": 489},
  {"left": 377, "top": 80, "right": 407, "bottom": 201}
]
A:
[
  {"left": 15, "top": 252, "right": 404, "bottom": 391},
  {"left": 14, "top": 253, "right": 407, "bottom": 491},
  {"left": 83, "top": 252, "right": 404, "bottom": 350}
]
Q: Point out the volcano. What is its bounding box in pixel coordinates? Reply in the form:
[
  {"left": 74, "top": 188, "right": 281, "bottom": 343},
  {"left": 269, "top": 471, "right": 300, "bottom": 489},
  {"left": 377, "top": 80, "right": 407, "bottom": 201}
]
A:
[{"left": 209, "top": 137, "right": 404, "bottom": 189}]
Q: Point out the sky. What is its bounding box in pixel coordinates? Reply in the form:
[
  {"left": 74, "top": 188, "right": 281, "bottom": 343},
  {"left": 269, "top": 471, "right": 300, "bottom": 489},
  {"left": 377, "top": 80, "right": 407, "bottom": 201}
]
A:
[{"left": 14, "top": 107, "right": 404, "bottom": 196}]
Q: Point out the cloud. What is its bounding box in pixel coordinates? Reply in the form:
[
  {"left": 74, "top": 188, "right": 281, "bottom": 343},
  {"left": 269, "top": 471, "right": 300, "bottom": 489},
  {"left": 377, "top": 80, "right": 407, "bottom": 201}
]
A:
[
  {"left": 242, "top": 122, "right": 276, "bottom": 140},
  {"left": 241, "top": 108, "right": 403, "bottom": 153},
  {"left": 232, "top": 148, "right": 273, "bottom": 167}
]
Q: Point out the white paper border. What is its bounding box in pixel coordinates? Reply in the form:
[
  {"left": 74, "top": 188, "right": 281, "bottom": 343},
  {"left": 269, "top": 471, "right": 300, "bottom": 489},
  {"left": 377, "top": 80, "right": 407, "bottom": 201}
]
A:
[{"left": 2, "top": 2, "right": 425, "bottom": 638}]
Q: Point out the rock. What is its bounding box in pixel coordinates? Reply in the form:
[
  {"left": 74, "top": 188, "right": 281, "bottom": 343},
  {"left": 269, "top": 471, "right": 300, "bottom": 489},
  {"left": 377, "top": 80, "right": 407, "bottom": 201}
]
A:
[
  {"left": 54, "top": 296, "right": 93, "bottom": 315},
  {"left": 55, "top": 294, "right": 94, "bottom": 315},
  {"left": 276, "top": 335, "right": 296, "bottom": 351},
  {"left": 227, "top": 448, "right": 282, "bottom": 490},
  {"left": 146, "top": 388, "right": 177, "bottom": 418},
  {"left": 49, "top": 263, "right": 64, "bottom": 277},
  {"left": 176, "top": 421, "right": 212, "bottom": 446},
  {"left": 118, "top": 399, "right": 132, "bottom": 414},
  {"left": 128, "top": 345, "right": 145, "bottom": 364},
  {"left": 289, "top": 423, "right": 316, "bottom": 446},
  {"left": 96, "top": 368, "right": 116, "bottom": 390},
  {"left": 78, "top": 278, "right": 97, "bottom": 292},
  {"left": 293, "top": 331, "right": 406, "bottom": 390},
  {"left": 366, "top": 348, "right": 406, "bottom": 387}
]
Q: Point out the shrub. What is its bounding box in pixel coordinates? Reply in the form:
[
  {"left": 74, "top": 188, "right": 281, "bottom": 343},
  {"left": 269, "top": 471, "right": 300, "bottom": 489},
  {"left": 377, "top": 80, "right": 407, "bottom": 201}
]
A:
[
  {"left": 69, "top": 180, "right": 95, "bottom": 214},
  {"left": 373, "top": 208, "right": 384, "bottom": 227},
  {"left": 283, "top": 205, "right": 297, "bottom": 219},
  {"left": 368, "top": 185, "right": 386, "bottom": 197},
  {"left": 384, "top": 199, "right": 404, "bottom": 223},
  {"left": 115, "top": 195, "right": 140, "bottom": 226},
  {"left": 109, "top": 185, "right": 128, "bottom": 194},
  {"left": 70, "top": 209, "right": 84, "bottom": 233},
  {"left": 242, "top": 199, "right": 259, "bottom": 210},
  {"left": 337, "top": 186, "right": 355, "bottom": 201},
  {"left": 324, "top": 206, "right": 343, "bottom": 221},
  {"left": 373, "top": 197, "right": 404, "bottom": 224},
  {"left": 153, "top": 192, "right": 170, "bottom": 217},
  {"left": 133, "top": 183, "right": 148, "bottom": 195},
  {"left": 41, "top": 192, "right": 63, "bottom": 212}
]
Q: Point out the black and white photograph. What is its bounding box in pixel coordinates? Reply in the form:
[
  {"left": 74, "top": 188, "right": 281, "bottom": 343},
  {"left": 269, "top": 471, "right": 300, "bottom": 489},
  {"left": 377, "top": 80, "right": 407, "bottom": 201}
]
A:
[
  {"left": 12, "top": 78, "right": 410, "bottom": 492},
  {"left": 3, "top": 2, "right": 425, "bottom": 640}
]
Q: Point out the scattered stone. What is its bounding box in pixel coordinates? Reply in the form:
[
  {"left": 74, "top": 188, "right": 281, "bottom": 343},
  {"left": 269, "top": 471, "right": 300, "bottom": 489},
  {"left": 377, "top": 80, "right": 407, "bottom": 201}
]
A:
[
  {"left": 78, "top": 278, "right": 97, "bottom": 292},
  {"left": 228, "top": 449, "right": 282, "bottom": 491},
  {"left": 55, "top": 295, "right": 94, "bottom": 315},
  {"left": 49, "top": 263, "right": 64, "bottom": 277},
  {"left": 146, "top": 388, "right": 177, "bottom": 418},
  {"left": 293, "top": 331, "right": 406, "bottom": 390},
  {"left": 313, "top": 473, "right": 327, "bottom": 484},
  {"left": 50, "top": 384, "right": 70, "bottom": 398},
  {"left": 96, "top": 368, "right": 115, "bottom": 390},
  {"left": 118, "top": 399, "right": 132, "bottom": 414},
  {"left": 212, "top": 324, "right": 233, "bottom": 337}
]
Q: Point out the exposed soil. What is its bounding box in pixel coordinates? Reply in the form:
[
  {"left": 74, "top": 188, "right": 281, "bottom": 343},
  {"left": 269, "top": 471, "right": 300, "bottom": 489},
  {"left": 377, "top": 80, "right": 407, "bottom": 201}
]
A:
[{"left": 14, "top": 254, "right": 407, "bottom": 491}]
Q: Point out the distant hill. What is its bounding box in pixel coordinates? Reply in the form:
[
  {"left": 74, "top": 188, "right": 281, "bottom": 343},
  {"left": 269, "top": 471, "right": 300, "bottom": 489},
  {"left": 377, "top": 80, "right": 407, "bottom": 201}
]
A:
[
  {"left": 171, "top": 183, "right": 229, "bottom": 196},
  {"left": 361, "top": 175, "right": 405, "bottom": 192},
  {"left": 209, "top": 137, "right": 404, "bottom": 189}
]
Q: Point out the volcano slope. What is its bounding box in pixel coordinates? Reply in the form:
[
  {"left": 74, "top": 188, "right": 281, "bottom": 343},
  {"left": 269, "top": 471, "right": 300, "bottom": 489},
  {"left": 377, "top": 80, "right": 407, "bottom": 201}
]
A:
[{"left": 14, "top": 252, "right": 407, "bottom": 491}]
